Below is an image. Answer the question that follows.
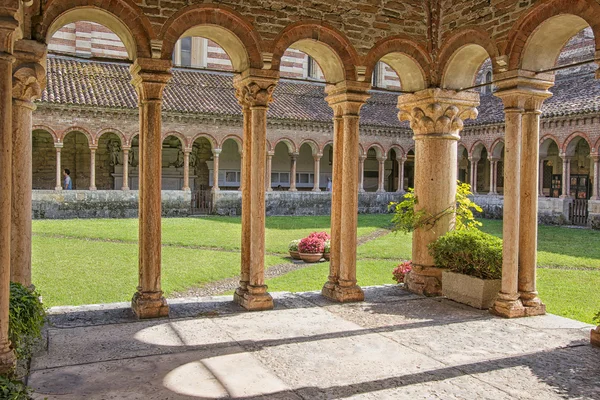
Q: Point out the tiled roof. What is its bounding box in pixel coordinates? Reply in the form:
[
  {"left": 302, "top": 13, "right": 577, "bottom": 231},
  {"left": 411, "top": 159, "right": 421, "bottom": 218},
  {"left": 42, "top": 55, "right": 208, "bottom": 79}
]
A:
[{"left": 41, "top": 55, "right": 600, "bottom": 129}]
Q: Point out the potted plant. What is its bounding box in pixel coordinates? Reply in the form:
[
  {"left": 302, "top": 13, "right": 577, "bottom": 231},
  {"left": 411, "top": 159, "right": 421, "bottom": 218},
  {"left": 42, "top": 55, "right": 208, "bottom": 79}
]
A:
[
  {"left": 428, "top": 229, "right": 502, "bottom": 309},
  {"left": 392, "top": 260, "right": 412, "bottom": 284},
  {"left": 288, "top": 239, "right": 301, "bottom": 260},
  {"left": 323, "top": 240, "right": 330, "bottom": 261},
  {"left": 298, "top": 236, "right": 325, "bottom": 263},
  {"left": 308, "top": 231, "right": 331, "bottom": 242}
]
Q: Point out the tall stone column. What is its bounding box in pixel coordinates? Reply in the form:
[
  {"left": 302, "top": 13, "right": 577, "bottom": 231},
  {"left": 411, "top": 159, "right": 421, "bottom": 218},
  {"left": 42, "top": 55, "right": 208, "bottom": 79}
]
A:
[
  {"left": 469, "top": 157, "right": 479, "bottom": 193},
  {"left": 89, "top": 147, "right": 97, "bottom": 190},
  {"left": 233, "top": 70, "right": 278, "bottom": 311},
  {"left": 55, "top": 144, "right": 63, "bottom": 190},
  {"left": 130, "top": 58, "right": 171, "bottom": 319},
  {"left": 538, "top": 158, "right": 545, "bottom": 197},
  {"left": 122, "top": 148, "right": 130, "bottom": 190},
  {"left": 322, "top": 81, "right": 370, "bottom": 303},
  {"left": 488, "top": 158, "right": 497, "bottom": 195},
  {"left": 212, "top": 148, "right": 221, "bottom": 192},
  {"left": 591, "top": 154, "right": 599, "bottom": 201},
  {"left": 358, "top": 155, "right": 366, "bottom": 192},
  {"left": 398, "top": 89, "right": 479, "bottom": 296},
  {"left": 182, "top": 150, "right": 190, "bottom": 191},
  {"left": 560, "top": 155, "right": 571, "bottom": 198},
  {"left": 266, "top": 150, "right": 273, "bottom": 191},
  {"left": 10, "top": 43, "right": 45, "bottom": 287},
  {"left": 289, "top": 152, "right": 298, "bottom": 192},
  {"left": 0, "top": 14, "right": 17, "bottom": 373},
  {"left": 312, "top": 153, "right": 321, "bottom": 191},
  {"left": 377, "top": 156, "right": 386, "bottom": 192},
  {"left": 397, "top": 156, "right": 406, "bottom": 193}
]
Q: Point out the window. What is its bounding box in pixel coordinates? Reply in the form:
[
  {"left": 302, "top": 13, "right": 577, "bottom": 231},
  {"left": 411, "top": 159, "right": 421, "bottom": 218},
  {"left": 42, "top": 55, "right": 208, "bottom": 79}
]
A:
[
  {"left": 180, "top": 37, "right": 192, "bottom": 67},
  {"left": 372, "top": 62, "right": 386, "bottom": 89},
  {"left": 307, "top": 55, "right": 319, "bottom": 80},
  {"left": 485, "top": 71, "right": 492, "bottom": 94}
]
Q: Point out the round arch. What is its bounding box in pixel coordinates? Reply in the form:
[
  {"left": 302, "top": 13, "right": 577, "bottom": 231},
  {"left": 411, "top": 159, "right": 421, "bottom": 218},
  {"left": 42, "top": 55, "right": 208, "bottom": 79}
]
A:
[
  {"left": 273, "top": 137, "right": 297, "bottom": 154},
  {"left": 439, "top": 28, "right": 499, "bottom": 90},
  {"left": 270, "top": 22, "right": 359, "bottom": 84},
  {"left": 506, "top": 0, "right": 600, "bottom": 71},
  {"left": 539, "top": 135, "right": 560, "bottom": 157},
  {"left": 62, "top": 127, "right": 94, "bottom": 147},
  {"left": 470, "top": 141, "right": 488, "bottom": 159},
  {"left": 364, "top": 36, "right": 430, "bottom": 92},
  {"left": 41, "top": 0, "right": 153, "bottom": 60},
  {"left": 298, "top": 139, "right": 321, "bottom": 155},
  {"left": 220, "top": 135, "right": 243, "bottom": 152},
  {"left": 162, "top": 131, "right": 188, "bottom": 149},
  {"left": 388, "top": 145, "right": 405, "bottom": 159},
  {"left": 563, "top": 133, "right": 592, "bottom": 156},
  {"left": 32, "top": 125, "right": 59, "bottom": 143},
  {"left": 365, "top": 143, "right": 386, "bottom": 158},
  {"left": 190, "top": 133, "right": 218, "bottom": 150},
  {"left": 96, "top": 129, "right": 127, "bottom": 147},
  {"left": 160, "top": 4, "right": 263, "bottom": 71},
  {"left": 490, "top": 139, "right": 505, "bottom": 159}
]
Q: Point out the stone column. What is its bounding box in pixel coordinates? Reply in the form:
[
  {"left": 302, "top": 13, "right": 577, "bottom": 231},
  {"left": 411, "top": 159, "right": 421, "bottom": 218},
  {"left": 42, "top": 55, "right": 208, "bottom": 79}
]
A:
[
  {"left": 289, "top": 152, "right": 298, "bottom": 192},
  {"left": 491, "top": 70, "right": 553, "bottom": 318},
  {"left": 469, "top": 157, "right": 479, "bottom": 193},
  {"left": 396, "top": 156, "right": 406, "bottom": 193},
  {"left": 130, "top": 58, "right": 172, "bottom": 319},
  {"left": 560, "top": 154, "right": 571, "bottom": 198},
  {"left": 358, "top": 155, "right": 366, "bottom": 192},
  {"left": 212, "top": 148, "right": 221, "bottom": 192},
  {"left": 322, "top": 81, "right": 370, "bottom": 303},
  {"left": 488, "top": 158, "right": 497, "bottom": 195},
  {"left": 266, "top": 150, "right": 274, "bottom": 191},
  {"left": 377, "top": 156, "right": 386, "bottom": 192},
  {"left": 182, "top": 150, "right": 190, "bottom": 191},
  {"left": 238, "top": 151, "right": 243, "bottom": 192},
  {"left": 0, "top": 12, "right": 18, "bottom": 374},
  {"left": 398, "top": 89, "right": 479, "bottom": 296},
  {"left": 312, "top": 153, "right": 322, "bottom": 191},
  {"left": 591, "top": 154, "right": 599, "bottom": 200},
  {"left": 122, "top": 148, "right": 130, "bottom": 190},
  {"left": 538, "top": 158, "right": 545, "bottom": 197},
  {"left": 89, "top": 147, "right": 97, "bottom": 190},
  {"left": 55, "top": 144, "right": 63, "bottom": 190},
  {"left": 233, "top": 70, "right": 278, "bottom": 311},
  {"left": 10, "top": 43, "right": 45, "bottom": 287}
]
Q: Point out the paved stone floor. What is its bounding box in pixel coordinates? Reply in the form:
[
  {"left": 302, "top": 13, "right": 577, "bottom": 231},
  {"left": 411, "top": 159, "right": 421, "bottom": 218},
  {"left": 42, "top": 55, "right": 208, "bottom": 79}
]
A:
[{"left": 29, "top": 286, "right": 599, "bottom": 399}]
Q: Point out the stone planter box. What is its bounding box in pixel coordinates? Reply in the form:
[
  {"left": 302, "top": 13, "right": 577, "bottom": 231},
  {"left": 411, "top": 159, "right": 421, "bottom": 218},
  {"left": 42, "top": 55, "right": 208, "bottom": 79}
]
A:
[
  {"left": 289, "top": 250, "right": 300, "bottom": 260},
  {"left": 442, "top": 271, "right": 501, "bottom": 309},
  {"left": 299, "top": 252, "right": 323, "bottom": 263}
]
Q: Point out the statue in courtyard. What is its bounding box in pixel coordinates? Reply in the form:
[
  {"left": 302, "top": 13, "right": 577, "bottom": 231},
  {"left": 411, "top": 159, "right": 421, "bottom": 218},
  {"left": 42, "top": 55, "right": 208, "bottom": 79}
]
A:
[
  {"left": 172, "top": 148, "right": 185, "bottom": 168},
  {"left": 108, "top": 139, "right": 122, "bottom": 166},
  {"left": 189, "top": 150, "right": 197, "bottom": 168}
]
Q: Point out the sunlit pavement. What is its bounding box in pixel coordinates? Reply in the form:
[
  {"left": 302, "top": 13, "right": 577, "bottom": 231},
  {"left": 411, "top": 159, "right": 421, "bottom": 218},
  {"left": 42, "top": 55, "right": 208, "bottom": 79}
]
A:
[{"left": 29, "top": 286, "right": 599, "bottom": 399}]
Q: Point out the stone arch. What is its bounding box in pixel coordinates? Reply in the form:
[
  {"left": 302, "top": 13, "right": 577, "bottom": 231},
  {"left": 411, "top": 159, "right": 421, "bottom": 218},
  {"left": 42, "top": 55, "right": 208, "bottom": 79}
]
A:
[
  {"left": 96, "top": 128, "right": 126, "bottom": 148},
  {"left": 364, "top": 35, "right": 430, "bottom": 92},
  {"left": 270, "top": 22, "right": 360, "bottom": 84},
  {"left": 490, "top": 139, "right": 505, "bottom": 159},
  {"left": 506, "top": 0, "right": 600, "bottom": 71},
  {"left": 220, "top": 135, "right": 243, "bottom": 153},
  {"left": 439, "top": 27, "right": 499, "bottom": 90},
  {"left": 61, "top": 127, "right": 94, "bottom": 147},
  {"left": 32, "top": 125, "right": 59, "bottom": 144},
  {"left": 41, "top": 0, "right": 153, "bottom": 60},
  {"left": 470, "top": 141, "right": 488, "bottom": 159},
  {"left": 563, "top": 133, "right": 592, "bottom": 156},
  {"left": 162, "top": 131, "right": 188, "bottom": 149},
  {"left": 298, "top": 139, "right": 320, "bottom": 155},
  {"left": 539, "top": 135, "right": 560, "bottom": 157},
  {"left": 160, "top": 4, "right": 263, "bottom": 71},
  {"left": 365, "top": 143, "right": 385, "bottom": 158},
  {"left": 190, "top": 133, "right": 218, "bottom": 150},
  {"left": 272, "top": 137, "right": 297, "bottom": 154},
  {"left": 594, "top": 136, "right": 600, "bottom": 153},
  {"left": 32, "top": 129, "right": 58, "bottom": 190},
  {"left": 388, "top": 145, "right": 405, "bottom": 158}
]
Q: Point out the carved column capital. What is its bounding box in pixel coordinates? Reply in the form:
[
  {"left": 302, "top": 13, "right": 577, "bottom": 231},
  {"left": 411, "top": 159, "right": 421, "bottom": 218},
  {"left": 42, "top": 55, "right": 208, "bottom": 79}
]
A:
[
  {"left": 493, "top": 70, "right": 553, "bottom": 111},
  {"left": 325, "top": 80, "right": 371, "bottom": 117},
  {"left": 212, "top": 148, "right": 222, "bottom": 156},
  {"left": 397, "top": 88, "right": 479, "bottom": 139},
  {"left": 130, "top": 58, "right": 172, "bottom": 102},
  {"left": 12, "top": 40, "right": 46, "bottom": 103},
  {"left": 0, "top": 10, "right": 19, "bottom": 55},
  {"left": 233, "top": 69, "right": 278, "bottom": 108}
]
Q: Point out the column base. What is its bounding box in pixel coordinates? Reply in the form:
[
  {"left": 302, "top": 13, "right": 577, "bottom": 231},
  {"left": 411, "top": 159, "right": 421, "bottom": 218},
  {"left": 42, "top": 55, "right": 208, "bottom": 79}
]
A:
[
  {"left": 490, "top": 293, "right": 525, "bottom": 318},
  {"left": 520, "top": 292, "right": 546, "bottom": 316},
  {"left": 487, "top": 192, "right": 497, "bottom": 196},
  {"left": 321, "top": 281, "right": 364, "bottom": 303},
  {"left": 54, "top": 187, "right": 62, "bottom": 191},
  {"left": 131, "top": 290, "right": 169, "bottom": 319},
  {"left": 404, "top": 265, "right": 442, "bottom": 297},
  {"left": 559, "top": 195, "right": 571, "bottom": 199},
  {"left": 121, "top": 187, "right": 130, "bottom": 191},
  {"left": 591, "top": 326, "right": 600, "bottom": 347},
  {"left": 90, "top": 187, "right": 97, "bottom": 191},
  {"left": 312, "top": 188, "right": 321, "bottom": 192},
  {"left": 182, "top": 187, "right": 191, "bottom": 192},
  {"left": 0, "top": 344, "right": 15, "bottom": 375},
  {"left": 289, "top": 188, "right": 297, "bottom": 192},
  {"left": 233, "top": 284, "right": 273, "bottom": 311}
]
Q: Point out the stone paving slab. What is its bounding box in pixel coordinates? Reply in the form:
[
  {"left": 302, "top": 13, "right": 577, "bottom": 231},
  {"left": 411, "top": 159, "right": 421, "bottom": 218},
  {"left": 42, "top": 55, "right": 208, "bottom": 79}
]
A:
[{"left": 29, "top": 286, "right": 600, "bottom": 399}]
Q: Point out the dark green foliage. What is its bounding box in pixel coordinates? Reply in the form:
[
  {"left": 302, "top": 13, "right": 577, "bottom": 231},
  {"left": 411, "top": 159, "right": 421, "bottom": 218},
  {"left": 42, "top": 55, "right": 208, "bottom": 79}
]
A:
[
  {"left": 0, "top": 375, "right": 33, "bottom": 400},
  {"left": 9, "top": 282, "right": 45, "bottom": 360},
  {"left": 428, "top": 230, "right": 503, "bottom": 280}
]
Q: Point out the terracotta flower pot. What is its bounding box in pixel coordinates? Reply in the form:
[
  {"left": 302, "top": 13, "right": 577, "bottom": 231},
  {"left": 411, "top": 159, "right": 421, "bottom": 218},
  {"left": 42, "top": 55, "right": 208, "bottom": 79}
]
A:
[
  {"left": 289, "top": 250, "right": 300, "bottom": 260},
  {"left": 323, "top": 252, "right": 330, "bottom": 261},
  {"left": 299, "top": 252, "right": 323, "bottom": 263}
]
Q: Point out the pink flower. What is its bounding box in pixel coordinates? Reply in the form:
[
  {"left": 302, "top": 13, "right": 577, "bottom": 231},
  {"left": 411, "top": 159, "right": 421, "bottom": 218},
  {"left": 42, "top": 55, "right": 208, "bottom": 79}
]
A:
[
  {"left": 308, "top": 231, "right": 331, "bottom": 242},
  {"left": 392, "top": 261, "right": 412, "bottom": 283},
  {"left": 298, "top": 236, "right": 325, "bottom": 254}
]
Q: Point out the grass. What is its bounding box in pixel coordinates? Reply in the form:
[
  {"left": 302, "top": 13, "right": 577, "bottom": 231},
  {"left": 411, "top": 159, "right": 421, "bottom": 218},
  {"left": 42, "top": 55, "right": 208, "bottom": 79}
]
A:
[{"left": 31, "top": 215, "right": 600, "bottom": 324}]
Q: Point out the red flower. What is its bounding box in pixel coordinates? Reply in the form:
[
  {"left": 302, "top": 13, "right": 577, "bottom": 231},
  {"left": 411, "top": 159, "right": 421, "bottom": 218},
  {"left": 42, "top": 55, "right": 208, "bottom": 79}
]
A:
[
  {"left": 308, "top": 231, "right": 331, "bottom": 242},
  {"left": 298, "top": 236, "right": 325, "bottom": 254},
  {"left": 392, "top": 261, "right": 412, "bottom": 283}
]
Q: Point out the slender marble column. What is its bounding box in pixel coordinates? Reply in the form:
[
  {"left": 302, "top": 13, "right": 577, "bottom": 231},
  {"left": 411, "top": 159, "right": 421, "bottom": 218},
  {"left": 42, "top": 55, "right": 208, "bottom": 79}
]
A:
[
  {"left": 182, "top": 150, "right": 190, "bottom": 191},
  {"left": 560, "top": 155, "right": 572, "bottom": 198},
  {"left": 130, "top": 59, "right": 171, "bottom": 319},
  {"left": 89, "top": 147, "right": 97, "bottom": 190},
  {"left": 10, "top": 49, "right": 45, "bottom": 287},
  {"left": 312, "top": 153, "right": 321, "bottom": 191},
  {"left": 122, "top": 148, "right": 130, "bottom": 190},
  {"left": 538, "top": 158, "right": 545, "bottom": 197},
  {"left": 591, "top": 154, "right": 599, "bottom": 200},
  {"left": 377, "top": 156, "right": 385, "bottom": 192},
  {"left": 238, "top": 151, "right": 243, "bottom": 192},
  {"left": 488, "top": 158, "right": 497, "bottom": 195},
  {"left": 212, "top": 148, "right": 221, "bottom": 192},
  {"left": 398, "top": 89, "right": 479, "bottom": 296},
  {"left": 358, "top": 155, "right": 366, "bottom": 192},
  {"left": 266, "top": 150, "right": 273, "bottom": 191},
  {"left": 55, "top": 144, "right": 63, "bottom": 190},
  {"left": 233, "top": 71, "right": 278, "bottom": 311},
  {"left": 396, "top": 156, "right": 405, "bottom": 193},
  {"left": 469, "top": 157, "right": 479, "bottom": 193},
  {"left": 289, "top": 152, "right": 298, "bottom": 192}
]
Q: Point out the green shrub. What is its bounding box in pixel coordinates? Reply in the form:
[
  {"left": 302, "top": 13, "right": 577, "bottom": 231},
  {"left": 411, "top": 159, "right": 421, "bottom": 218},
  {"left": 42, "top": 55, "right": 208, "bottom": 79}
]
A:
[
  {"left": 9, "top": 283, "right": 45, "bottom": 360},
  {"left": 0, "top": 375, "right": 33, "bottom": 400},
  {"left": 428, "top": 230, "right": 502, "bottom": 280}
]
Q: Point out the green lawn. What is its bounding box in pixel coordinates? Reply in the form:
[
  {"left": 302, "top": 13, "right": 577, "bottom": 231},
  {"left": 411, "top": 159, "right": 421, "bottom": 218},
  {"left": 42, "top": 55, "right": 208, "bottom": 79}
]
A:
[{"left": 31, "top": 215, "right": 600, "bottom": 324}]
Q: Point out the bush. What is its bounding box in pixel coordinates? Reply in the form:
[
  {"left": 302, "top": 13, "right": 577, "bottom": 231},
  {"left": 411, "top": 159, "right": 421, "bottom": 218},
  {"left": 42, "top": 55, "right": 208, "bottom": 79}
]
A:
[
  {"left": 392, "top": 261, "right": 412, "bottom": 283},
  {"left": 428, "top": 230, "right": 502, "bottom": 280},
  {"left": 9, "top": 283, "right": 45, "bottom": 360},
  {"left": 0, "top": 375, "right": 33, "bottom": 400},
  {"left": 298, "top": 236, "right": 325, "bottom": 254},
  {"left": 288, "top": 239, "right": 301, "bottom": 252}
]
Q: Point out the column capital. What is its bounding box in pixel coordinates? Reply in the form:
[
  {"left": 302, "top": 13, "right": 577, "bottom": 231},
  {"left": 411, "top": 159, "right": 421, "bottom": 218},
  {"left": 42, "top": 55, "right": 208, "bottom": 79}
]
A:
[
  {"left": 130, "top": 58, "right": 172, "bottom": 102},
  {"left": 468, "top": 156, "right": 480, "bottom": 163},
  {"left": 289, "top": 152, "right": 299, "bottom": 159},
  {"left": 488, "top": 157, "right": 500, "bottom": 162},
  {"left": 233, "top": 68, "right": 278, "bottom": 108},
  {"left": 397, "top": 88, "right": 479, "bottom": 138},
  {"left": 12, "top": 40, "right": 46, "bottom": 103},
  {"left": 559, "top": 153, "right": 572, "bottom": 161},
  {"left": 590, "top": 153, "right": 599, "bottom": 161},
  {"left": 377, "top": 156, "right": 386, "bottom": 162},
  {"left": 89, "top": 146, "right": 98, "bottom": 151},
  {"left": 267, "top": 150, "right": 275, "bottom": 157},
  {"left": 493, "top": 70, "right": 553, "bottom": 111},
  {"left": 359, "top": 154, "right": 367, "bottom": 161},
  {"left": 313, "top": 152, "right": 323, "bottom": 160},
  {"left": 0, "top": 10, "right": 18, "bottom": 54},
  {"left": 212, "top": 148, "right": 222, "bottom": 156},
  {"left": 54, "top": 143, "right": 63, "bottom": 149},
  {"left": 325, "top": 80, "right": 371, "bottom": 117},
  {"left": 396, "top": 156, "right": 406, "bottom": 163}
]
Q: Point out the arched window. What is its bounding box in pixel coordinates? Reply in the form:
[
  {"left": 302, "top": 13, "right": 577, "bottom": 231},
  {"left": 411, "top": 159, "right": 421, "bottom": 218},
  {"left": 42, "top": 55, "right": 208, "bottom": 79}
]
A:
[{"left": 485, "top": 71, "right": 492, "bottom": 94}]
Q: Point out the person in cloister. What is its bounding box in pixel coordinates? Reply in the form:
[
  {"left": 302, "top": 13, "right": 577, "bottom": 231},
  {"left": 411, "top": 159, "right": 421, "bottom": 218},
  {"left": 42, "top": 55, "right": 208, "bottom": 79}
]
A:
[{"left": 63, "top": 169, "right": 72, "bottom": 190}]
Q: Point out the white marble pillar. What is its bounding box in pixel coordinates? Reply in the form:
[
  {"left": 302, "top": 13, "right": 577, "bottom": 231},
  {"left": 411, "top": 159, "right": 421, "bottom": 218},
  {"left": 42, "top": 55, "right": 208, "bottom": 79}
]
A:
[
  {"left": 591, "top": 154, "right": 599, "bottom": 200},
  {"left": 358, "top": 155, "right": 366, "bottom": 192},
  {"left": 212, "top": 148, "right": 221, "bottom": 192},
  {"left": 560, "top": 155, "right": 571, "bottom": 198},
  {"left": 488, "top": 158, "right": 497, "bottom": 195},
  {"left": 312, "top": 153, "right": 321, "bottom": 191},
  {"left": 396, "top": 156, "right": 405, "bottom": 193},
  {"left": 469, "top": 157, "right": 479, "bottom": 193},
  {"left": 377, "top": 156, "right": 385, "bottom": 192},
  {"left": 266, "top": 150, "right": 273, "bottom": 191},
  {"left": 182, "top": 150, "right": 190, "bottom": 191},
  {"left": 55, "top": 143, "right": 63, "bottom": 190},
  {"left": 89, "top": 147, "right": 97, "bottom": 190},
  {"left": 122, "top": 148, "right": 130, "bottom": 190},
  {"left": 289, "top": 152, "right": 298, "bottom": 192}
]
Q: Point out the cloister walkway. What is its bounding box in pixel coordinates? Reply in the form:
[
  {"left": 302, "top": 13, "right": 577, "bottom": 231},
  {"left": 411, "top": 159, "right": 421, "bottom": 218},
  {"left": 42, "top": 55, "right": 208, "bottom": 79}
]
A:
[{"left": 29, "top": 286, "right": 598, "bottom": 399}]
